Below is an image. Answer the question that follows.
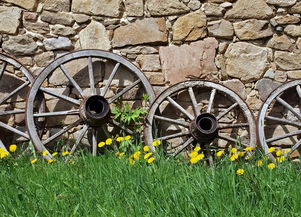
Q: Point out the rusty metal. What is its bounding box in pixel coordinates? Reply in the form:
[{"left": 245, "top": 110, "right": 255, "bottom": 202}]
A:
[
  {"left": 258, "top": 79, "right": 301, "bottom": 161},
  {"left": 144, "top": 80, "right": 257, "bottom": 158},
  {"left": 0, "top": 53, "right": 45, "bottom": 151},
  {"left": 25, "top": 49, "right": 155, "bottom": 160}
]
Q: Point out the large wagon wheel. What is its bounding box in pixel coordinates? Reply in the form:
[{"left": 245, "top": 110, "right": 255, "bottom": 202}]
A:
[
  {"left": 26, "top": 50, "right": 155, "bottom": 160},
  {"left": 0, "top": 53, "right": 44, "bottom": 151},
  {"left": 144, "top": 80, "right": 256, "bottom": 161},
  {"left": 258, "top": 80, "right": 301, "bottom": 161}
]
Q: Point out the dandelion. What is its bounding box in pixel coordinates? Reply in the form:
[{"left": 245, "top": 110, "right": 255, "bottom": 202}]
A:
[
  {"left": 115, "top": 152, "right": 121, "bottom": 156},
  {"left": 276, "top": 156, "right": 286, "bottom": 163},
  {"left": 282, "top": 149, "right": 291, "bottom": 154},
  {"left": 9, "top": 144, "right": 17, "bottom": 152},
  {"left": 236, "top": 169, "right": 245, "bottom": 175},
  {"left": 133, "top": 151, "right": 141, "bottom": 160},
  {"left": 216, "top": 150, "right": 224, "bottom": 157},
  {"left": 190, "top": 157, "right": 200, "bottom": 164},
  {"left": 69, "top": 160, "right": 75, "bottom": 165},
  {"left": 52, "top": 152, "right": 58, "bottom": 157},
  {"left": 268, "top": 147, "right": 276, "bottom": 153},
  {"left": 0, "top": 151, "right": 9, "bottom": 159},
  {"left": 48, "top": 159, "right": 55, "bottom": 164},
  {"left": 116, "top": 137, "right": 124, "bottom": 142},
  {"left": 230, "top": 147, "right": 238, "bottom": 153},
  {"left": 62, "top": 151, "right": 70, "bottom": 156},
  {"left": 196, "top": 153, "right": 205, "bottom": 161},
  {"left": 0, "top": 148, "right": 4, "bottom": 153},
  {"left": 194, "top": 146, "right": 201, "bottom": 152},
  {"left": 119, "top": 152, "right": 125, "bottom": 157},
  {"left": 189, "top": 151, "right": 198, "bottom": 158},
  {"left": 106, "top": 138, "right": 113, "bottom": 145},
  {"left": 129, "top": 158, "right": 135, "bottom": 165},
  {"left": 276, "top": 150, "right": 283, "bottom": 156},
  {"left": 147, "top": 157, "right": 155, "bottom": 164},
  {"left": 143, "top": 145, "right": 150, "bottom": 152},
  {"left": 230, "top": 154, "right": 239, "bottom": 161},
  {"left": 144, "top": 152, "right": 153, "bottom": 159},
  {"left": 31, "top": 158, "right": 38, "bottom": 164},
  {"left": 257, "top": 160, "right": 263, "bottom": 166},
  {"left": 153, "top": 140, "right": 161, "bottom": 147},
  {"left": 238, "top": 152, "right": 245, "bottom": 157},
  {"left": 245, "top": 156, "right": 251, "bottom": 160},
  {"left": 43, "top": 150, "right": 49, "bottom": 156},
  {"left": 244, "top": 147, "right": 254, "bottom": 151},
  {"left": 98, "top": 142, "right": 105, "bottom": 148},
  {"left": 125, "top": 136, "right": 131, "bottom": 141},
  {"left": 268, "top": 163, "right": 276, "bottom": 169}
]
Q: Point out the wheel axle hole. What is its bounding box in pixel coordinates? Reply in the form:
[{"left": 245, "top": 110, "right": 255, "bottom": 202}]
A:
[
  {"left": 198, "top": 118, "right": 213, "bottom": 131},
  {"left": 86, "top": 95, "right": 108, "bottom": 116}
]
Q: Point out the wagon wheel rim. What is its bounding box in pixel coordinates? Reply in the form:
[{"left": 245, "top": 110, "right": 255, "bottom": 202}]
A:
[
  {"left": 0, "top": 53, "right": 45, "bottom": 152},
  {"left": 258, "top": 79, "right": 301, "bottom": 161},
  {"left": 144, "top": 80, "right": 256, "bottom": 160},
  {"left": 26, "top": 49, "right": 155, "bottom": 160}
]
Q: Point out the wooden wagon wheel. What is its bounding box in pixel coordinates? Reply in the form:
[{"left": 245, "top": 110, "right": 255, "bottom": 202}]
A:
[
  {"left": 26, "top": 49, "right": 155, "bottom": 160},
  {"left": 258, "top": 80, "right": 301, "bottom": 161},
  {"left": 0, "top": 53, "right": 45, "bottom": 152},
  {"left": 144, "top": 80, "right": 256, "bottom": 161}
]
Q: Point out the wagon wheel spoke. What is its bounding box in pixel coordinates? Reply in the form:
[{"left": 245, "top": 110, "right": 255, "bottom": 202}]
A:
[
  {"left": 276, "top": 96, "right": 301, "bottom": 121},
  {"left": 207, "top": 88, "right": 217, "bottom": 113},
  {"left": 0, "top": 61, "right": 7, "bottom": 80},
  {"left": 0, "top": 109, "right": 25, "bottom": 116},
  {"left": 157, "top": 131, "right": 190, "bottom": 141},
  {"left": 70, "top": 125, "right": 89, "bottom": 154},
  {"left": 217, "top": 134, "right": 238, "bottom": 144},
  {"left": 171, "top": 137, "right": 194, "bottom": 157},
  {"left": 266, "top": 129, "right": 301, "bottom": 143},
  {"left": 218, "top": 123, "right": 249, "bottom": 129},
  {"left": 33, "top": 110, "right": 79, "bottom": 117},
  {"left": 0, "top": 139, "right": 8, "bottom": 151},
  {"left": 290, "top": 139, "right": 301, "bottom": 155},
  {"left": 296, "top": 85, "right": 301, "bottom": 98},
  {"left": 109, "top": 119, "right": 134, "bottom": 135},
  {"left": 92, "top": 128, "right": 97, "bottom": 156},
  {"left": 88, "top": 57, "right": 96, "bottom": 95},
  {"left": 101, "top": 62, "right": 120, "bottom": 97},
  {"left": 166, "top": 96, "right": 194, "bottom": 120},
  {"left": 216, "top": 103, "right": 238, "bottom": 121},
  {"left": 40, "top": 87, "right": 80, "bottom": 105},
  {"left": 0, "top": 121, "right": 29, "bottom": 139},
  {"left": 154, "top": 115, "right": 190, "bottom": 128},
  {"left": 108, "top": 79, "right": 141, "bottom": 103},
  {"left": 188, "top": 87, "right": 200, "bottom": 117},
  {"left": 0, "top": 81, "right": 30, "bottom": 105},
  {"left": 60, "top": 64, "right": 84, "bottom": 98},
  {"left": 265, "top": 115, "right": 301, "bottom": 128}
]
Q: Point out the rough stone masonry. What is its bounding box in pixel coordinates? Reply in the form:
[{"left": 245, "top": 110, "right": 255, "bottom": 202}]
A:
[{"left": 1, "top": 0, "right": 301, "bottom": 116}]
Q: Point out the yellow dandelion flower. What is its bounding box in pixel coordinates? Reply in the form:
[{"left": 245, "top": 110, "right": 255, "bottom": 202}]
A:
[
  {"left": 133, "top": 151, "right": 141, "bottom": 160},
  {"left": 236, "top": 169, "right": 245, "bottom": 175},
  {"left": 48, "top": 159, "right": 55, "bottom": 164},
  {"left": 125, "top": 136, "right": 131, "bottom": 141},
  {"left": 119, "top": 152, "right": 125, "bottom": 157},
  {"left": 230, "top": 154, "right": 239, "bottom": 161},
  {"left": 43, "top": 150, "right": 49, "bottom": 156},
  {"left": 147, "top": 157, "right": 156, "bottom": 164},
  {"left": 244, "top": 147, "right": 254, "bottom": 151},
  {"left": 31, "top": 158, "right": 38, "bottom": 164},
  {"left": 105, "top": 138, "right": 113, "bottom": 145},
  {"left": 62, "top": 151, "right": 70, "bottom": 156},
  {"left": 245, "top": 156, "right": 251, "bottom": 160},
  {"left": 144, "top": 152, "right": 153, "bottom": 159},
  {"left": 129, "top": 158, "right": 135, "bottom": 165},
  {"left": 0, "top": 148, "right": 4, "bottom": 153},
  {"left": 268, "top": 163, "right": 276, "bottom": 169},
  {"left": 276, "top": 150, "right": 282, "bottom": 156},
  {"left": 194, "top": 146, "right": 201, "bottom": 152},
  {"left": 257, "top": 160, "right": 263, "bottom": 166},
  {"left": 238, "top": 152, "right": 245, "bottom": 157},
  {"left": 52, "top": 152, "right": 58, "bottom": 157},
  {"left": 115, "top": 152, "right": 121, "bottom": 156},
  {"left": 69, "top": 160, "right": 75, "bottom": 165},
  {"left": 153, "top": 140, "right": 161, "bottom": 146},
  {"left": 282, "top": 149, "right": 291, "bottom": 154},
  {"left": 216, "top": 150, "right": 224, "bottom": 157},
  {"left": 143, "top": 145, "right": 150, "bottom": 152},
  {"left": 189, "top": 151, "right": 198, "bottom": 158},
  {"left": 276, "top": 156, "right": 286, "bottom": 163},
  {"left": 116, "top": 137, "right": 124, "bottom": 142},
  {"left": 196, "top": 153, "right": 205, "bottom": 161},
  {"left": 230, "top": 147, "right": 238, "bottom": 153},
  {"left": 98, "top": 142, "right": 105, "bottom": 148},
  {"left": 0, "top": 151, "right": 9, "bottom": 159},
  {"left": 190, "top": 157, "right": 200, "bottom": 164},
  {"left": 268, "top": 147, "right": 276, "bottom": 153},
  {"left": 9, "top": 144, "right": 17, "bottom": 152}
]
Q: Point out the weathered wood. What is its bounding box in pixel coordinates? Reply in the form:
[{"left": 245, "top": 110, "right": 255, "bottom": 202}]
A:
[
  {"left": 0, "top": 81, "right": 30, "bottom": 105},
  {"left": 33, "top": 110, "right": 79, "bottom": 117},
  {"left": 70, "top": 124, "right": 89, "bottom": 154},
  {"left": 188, "top": 87, "right": 200, "bottom": 117},
  {"left": 207, "top": 88, "right": 216, "bottom": 113},
  {"left": 172, "top": 137, "right": 194, "bottom": 157},
  {"left": 60, "top": 65, "right": 84, "bottom": 98},
  {"left": 101, "top": 62, "right": 120, "bottom": 97},
  {"left": 88, "top": 57, "right": 96, "bottom": 95},
  {"left": 167, "top": 96, "right": 194, "bottom": 120},
  {"left": 108, "top": 79, "right": 141, "bottom": 103},
  {"left": 154, "top": 115, "right": 190, "bottom": 127}
]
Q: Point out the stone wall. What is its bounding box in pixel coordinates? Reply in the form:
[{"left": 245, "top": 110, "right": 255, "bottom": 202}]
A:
[{"left": 1, "top": 0, "right": 301, "bottom": 115}]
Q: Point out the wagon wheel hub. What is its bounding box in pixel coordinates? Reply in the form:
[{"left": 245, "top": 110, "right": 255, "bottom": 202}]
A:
[
  {"left": 80, "top": 95, "right": 111, "bottom": 127},
  {"left": 189, "top": 113, "right": 218, "bottom": 144}
]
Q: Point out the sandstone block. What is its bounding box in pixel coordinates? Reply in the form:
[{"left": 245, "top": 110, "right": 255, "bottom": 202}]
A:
[
  {"left": 51, "top": 25, "right": 76, "bottom": 36},
  {"left": 24, "top": 21, "right": 50, "bottom": 34},
  {"left": 44, "top": 0, "right": 70, "bottom": 12},
  {"left": 41, "top": 11, "right": 74, "bottom": 26},
  {"left": 208, "top": 19, "right": 234, "bottom": 39},
  {"left": 112, "top": 18, "right": 168, "bottom": 48},
  {"left": 275, "top": 51, "right": 301, "bottom": 70},
  {"left": 224, "top": 42, "right": 272, "bottom": 82},
  {"left": 3, "top": 0, "right": 37, "bottom": 10},
  {"left": 267, "top": 34, "right": 293, "bottom": 51},
  {"left": 0, "top": 6, "right": 21, "bottom": 35},
  {"left": 202, "top": 3, "right": 224, "bottom": 16},
  {"left": 159, "top": 38, "right": 218, "bottom": 84},
  {"left": 172, "top": 10, "right": 207, "bottom": 42},
  {"left": 23, "top": 12, "right": 37, "bottom": 21},
  {"left": 233, "top": 19, "right": 273, "bottom": 40},
  {"left": 289, "top": 2, "right": 301, "bottom": 13},
  {"left": 147, "top": 0, "right": 189, "bottom": 16},
  {"left": 73, "top": 14, "right": 90, "bottom": 24},
  {"left": 188, "top": 0, "right": 201, "bottom": 10},
  {"left": 79, "top": 21, "right": 111, "bottom": 50},
  {"left": 222, "top": 79, "right": 247, "bottom": 100},
  {"left": 266, "top": 0, "right": 296, "bottom": 7},
  {"left": 287, "top": 70, "right": 301, "bottom": 79},
  {"left": 255, "top": 79, "right": 281, "bottom": 101},
  {"left": 34, "top": 51, "right": 55, "bottom": 67},
  {"left": 124, "top": 0, "right": 144, "bottom": 16},
  {"left": 43, "top": 37, "right": 73, "bottom": 51},
  {"left": 284, "top": 25, "right": 301, "bottom": 37},
  {"left": 72, "top": 0, "right": 122, "bottom": 17},
  {"left": 2, "top": 35, "right": 37, "bottom": 56},
  {"left": 136, "top": 54, "right": 161, "bottom": 72},
  {"left": 225, "top": 0, "right": 273, "bottom": 20},
  {"left": 274, "top": 15, "right": 300, "bottom": 25}
]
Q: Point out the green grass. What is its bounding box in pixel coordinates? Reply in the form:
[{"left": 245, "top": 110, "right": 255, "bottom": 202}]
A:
[{"left": 0, "top": 153, "right": 301, "bottom": 217}]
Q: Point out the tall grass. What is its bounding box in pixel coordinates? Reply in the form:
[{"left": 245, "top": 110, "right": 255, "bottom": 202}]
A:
[{"left": 0, "top": 153, "right": 300, "bottom": 217}]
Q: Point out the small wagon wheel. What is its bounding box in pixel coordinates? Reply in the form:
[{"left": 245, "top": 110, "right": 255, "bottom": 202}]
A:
[
  {"left": 258, "top": 80, "right": 301, "bottom": 161},
  {"left": 144, "top": 80, "right": 256, "bottom": 160},
  {"left": 0, "top": 53, "right": 45, "bottom": 151},
  {"left": 26, "top": 50, "right": 155, "bottom": 160}
]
